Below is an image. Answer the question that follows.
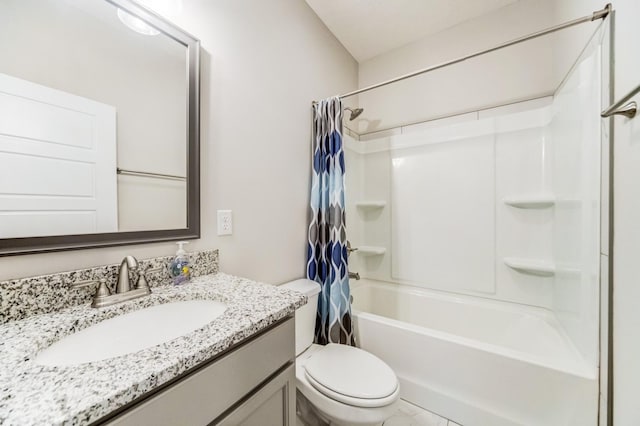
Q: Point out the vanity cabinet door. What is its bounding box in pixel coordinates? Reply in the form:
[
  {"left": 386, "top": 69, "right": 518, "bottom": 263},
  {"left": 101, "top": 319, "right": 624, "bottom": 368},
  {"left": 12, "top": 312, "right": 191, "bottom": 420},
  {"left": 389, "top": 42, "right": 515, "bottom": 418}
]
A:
[{"left": 217, "top": 363, "right": 295, "bottom": 426}]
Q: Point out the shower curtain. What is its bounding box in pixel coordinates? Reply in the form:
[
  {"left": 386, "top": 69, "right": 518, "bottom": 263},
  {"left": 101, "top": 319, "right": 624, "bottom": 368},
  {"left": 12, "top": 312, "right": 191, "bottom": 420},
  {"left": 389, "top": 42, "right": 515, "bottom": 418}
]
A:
[{"left": 306, "top": 96, "right": 355, "bottom": 346}]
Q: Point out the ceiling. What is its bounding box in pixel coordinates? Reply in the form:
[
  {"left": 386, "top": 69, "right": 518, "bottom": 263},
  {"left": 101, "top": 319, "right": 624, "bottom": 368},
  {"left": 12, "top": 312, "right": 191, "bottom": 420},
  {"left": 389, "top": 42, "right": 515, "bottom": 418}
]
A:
[{"left": 305, "top": 0, "right": 520, "bottom": 62}]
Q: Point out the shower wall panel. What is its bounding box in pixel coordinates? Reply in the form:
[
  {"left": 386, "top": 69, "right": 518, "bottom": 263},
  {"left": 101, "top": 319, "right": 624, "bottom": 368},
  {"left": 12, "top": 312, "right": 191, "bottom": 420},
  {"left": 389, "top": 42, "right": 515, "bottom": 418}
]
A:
[
  {"left": 347, "top": 108, "right": 556, "bottom": 308},
  {"left": 390, "top": 129, "right": 496, "bottom": 294}
]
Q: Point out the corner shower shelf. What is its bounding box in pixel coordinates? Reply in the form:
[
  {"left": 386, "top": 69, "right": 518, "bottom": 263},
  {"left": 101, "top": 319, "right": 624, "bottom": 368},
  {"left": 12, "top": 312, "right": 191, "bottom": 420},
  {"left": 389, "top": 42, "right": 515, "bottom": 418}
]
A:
[
  {"left": 503, "top": 257, "right": 555, "bottom": 277},
  {"left": 503, "top": 195, "right": 555, "bottom": 209},
  {"left": 355, "top": 201, "right": 386, "bottom": 210},
  {"left": 357, "top": 246, "right": 386, "bottom": 256}
]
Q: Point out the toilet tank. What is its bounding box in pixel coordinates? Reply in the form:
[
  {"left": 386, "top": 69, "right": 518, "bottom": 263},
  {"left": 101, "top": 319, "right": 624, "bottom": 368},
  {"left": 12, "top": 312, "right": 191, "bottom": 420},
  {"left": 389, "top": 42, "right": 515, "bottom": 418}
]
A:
[{"left": 280, "top": 279, "right": 321, "bottom": 356}]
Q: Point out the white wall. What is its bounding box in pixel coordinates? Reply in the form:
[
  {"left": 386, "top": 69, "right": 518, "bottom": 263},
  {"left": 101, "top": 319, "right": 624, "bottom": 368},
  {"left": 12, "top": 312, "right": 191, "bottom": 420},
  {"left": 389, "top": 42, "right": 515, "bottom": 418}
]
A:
[
  {"left": 0, "top": 0, "right": 358, "bottom": 284},
  {"left": 353, "top": 0, "right": 606, "bottom": 136},
  {"left": 355, "top": 0, "right": 561, "bottom": 134}
]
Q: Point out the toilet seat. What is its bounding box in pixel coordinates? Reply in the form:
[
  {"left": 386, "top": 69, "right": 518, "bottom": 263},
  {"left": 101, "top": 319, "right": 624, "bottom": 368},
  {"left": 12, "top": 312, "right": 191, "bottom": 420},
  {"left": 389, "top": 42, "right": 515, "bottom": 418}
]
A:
[{"left": 304, "top": 344, "right": 399, "bottom": 408}]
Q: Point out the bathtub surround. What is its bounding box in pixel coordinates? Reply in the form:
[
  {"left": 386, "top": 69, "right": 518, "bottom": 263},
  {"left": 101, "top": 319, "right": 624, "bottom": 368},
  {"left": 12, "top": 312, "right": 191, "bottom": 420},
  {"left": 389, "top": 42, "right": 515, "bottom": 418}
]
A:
[
  {"left": 0, "top": 272, "right": 305, "bottom": 425},
  {"left": 344, "top": 104, "right": 602, "bottom": 424},
  {"left": 344, "top": 24, "right": 605, "bottom": 339},
  {"left": 346, "top": 105, "right": 555, "bottom": 307},
  {"left": 307, "top": 97, "right": 355, "bottom": 345},
  {"left": 341, "top": 15, "right": 607, "bottom": 426},
  {"left": 0, "top": 249, "right": 218, "bottom": 324}
]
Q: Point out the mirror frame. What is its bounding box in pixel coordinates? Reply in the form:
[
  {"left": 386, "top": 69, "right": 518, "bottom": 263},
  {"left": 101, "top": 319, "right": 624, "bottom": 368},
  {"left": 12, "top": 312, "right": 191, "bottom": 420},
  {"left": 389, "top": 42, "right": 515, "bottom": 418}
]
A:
[{"left": 0, "top": 0, "right": 200, "bottom": 256}]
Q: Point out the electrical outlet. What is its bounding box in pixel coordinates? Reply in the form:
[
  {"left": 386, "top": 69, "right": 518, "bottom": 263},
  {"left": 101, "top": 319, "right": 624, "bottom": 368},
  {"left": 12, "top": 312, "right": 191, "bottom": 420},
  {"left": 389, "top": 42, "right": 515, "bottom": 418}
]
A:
[{"left": 217, "top": 210, "right": 233, "bottom": 235}]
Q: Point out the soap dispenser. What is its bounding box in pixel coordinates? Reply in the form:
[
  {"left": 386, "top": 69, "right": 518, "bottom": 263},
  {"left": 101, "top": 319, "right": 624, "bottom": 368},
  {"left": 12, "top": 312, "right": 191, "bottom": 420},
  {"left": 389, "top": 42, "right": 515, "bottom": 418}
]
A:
[{"left": 169, "top": 241, "right": 191, "bottom": 285}]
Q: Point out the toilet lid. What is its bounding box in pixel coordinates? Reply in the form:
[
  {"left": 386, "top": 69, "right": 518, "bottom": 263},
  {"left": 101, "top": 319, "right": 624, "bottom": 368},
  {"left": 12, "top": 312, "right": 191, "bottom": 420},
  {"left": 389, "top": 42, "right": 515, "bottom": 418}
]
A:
[{"left": 304, "top": 344, "right": 399, "bottom": 408}]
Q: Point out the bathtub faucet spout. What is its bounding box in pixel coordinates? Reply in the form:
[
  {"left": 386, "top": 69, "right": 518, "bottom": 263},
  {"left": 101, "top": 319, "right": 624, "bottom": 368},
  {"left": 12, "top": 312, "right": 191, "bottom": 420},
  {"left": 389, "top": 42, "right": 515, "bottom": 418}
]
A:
[{"left": 349, "top": 271, "right": 360, "bottom": 280}]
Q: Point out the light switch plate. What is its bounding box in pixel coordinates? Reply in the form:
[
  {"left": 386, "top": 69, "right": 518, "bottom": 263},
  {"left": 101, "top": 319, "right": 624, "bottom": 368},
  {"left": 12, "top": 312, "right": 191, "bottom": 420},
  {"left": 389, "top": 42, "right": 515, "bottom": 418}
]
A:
[{"left": 217, "top": 210, "right": 232, "bottom": 235}]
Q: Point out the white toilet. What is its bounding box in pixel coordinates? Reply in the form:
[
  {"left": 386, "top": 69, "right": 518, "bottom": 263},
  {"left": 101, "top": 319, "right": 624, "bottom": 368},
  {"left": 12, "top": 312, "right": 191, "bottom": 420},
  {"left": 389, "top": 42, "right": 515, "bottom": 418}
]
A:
[{"left": 281, "top": 279, "right": 400, "bottom": 426}]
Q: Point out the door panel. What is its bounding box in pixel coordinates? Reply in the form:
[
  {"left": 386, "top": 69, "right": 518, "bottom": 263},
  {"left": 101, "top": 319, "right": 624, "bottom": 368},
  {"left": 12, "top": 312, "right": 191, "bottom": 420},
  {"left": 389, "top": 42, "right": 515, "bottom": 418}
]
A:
[{"left": 0, "top": 72, "right": 117, "bottom": 237}]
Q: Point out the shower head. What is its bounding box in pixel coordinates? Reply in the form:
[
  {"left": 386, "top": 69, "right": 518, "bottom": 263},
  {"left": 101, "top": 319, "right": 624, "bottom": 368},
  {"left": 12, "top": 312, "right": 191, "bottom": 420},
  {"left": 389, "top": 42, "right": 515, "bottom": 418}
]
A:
[{"left": 344, "top": 107, "right": 364, "bottom": 121}]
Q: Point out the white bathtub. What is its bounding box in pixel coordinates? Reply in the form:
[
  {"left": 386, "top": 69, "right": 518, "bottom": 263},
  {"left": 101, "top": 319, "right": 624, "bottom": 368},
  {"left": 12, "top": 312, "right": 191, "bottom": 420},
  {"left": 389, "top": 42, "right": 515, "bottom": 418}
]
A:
[{"left": 351, "top": 279, "right": 598, "bottom": 426}]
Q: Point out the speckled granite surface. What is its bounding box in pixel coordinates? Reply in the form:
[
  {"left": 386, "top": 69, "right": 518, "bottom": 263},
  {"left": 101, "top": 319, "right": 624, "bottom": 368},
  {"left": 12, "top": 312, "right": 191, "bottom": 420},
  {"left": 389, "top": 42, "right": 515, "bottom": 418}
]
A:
[
  {"left": 0, "top": 250, "right": 219, "bottom": 324},
  {"left": 0, "top": 272, "right": 306, "bottom": 425}
]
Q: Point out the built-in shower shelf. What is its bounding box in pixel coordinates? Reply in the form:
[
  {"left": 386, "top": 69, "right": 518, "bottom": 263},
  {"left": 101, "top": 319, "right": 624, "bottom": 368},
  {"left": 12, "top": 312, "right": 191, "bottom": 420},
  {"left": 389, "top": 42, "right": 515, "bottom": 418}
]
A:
[
  {"left": 503, "top": 195, "right": 555, "bottom": 209},
  {"left": 355, "top": 201, "right": 386, "bottom": 210},
  {"left": 503, "top": 257, "right": 555, "bottom": 277},
  {"left": 357, "top": 246, "right": 386, "bottom": 256}
]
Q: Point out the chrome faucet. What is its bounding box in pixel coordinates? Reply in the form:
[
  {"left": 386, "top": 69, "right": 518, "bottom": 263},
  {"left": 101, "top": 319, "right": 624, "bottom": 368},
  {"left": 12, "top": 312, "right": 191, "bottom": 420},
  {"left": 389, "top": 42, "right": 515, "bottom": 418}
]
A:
[
  {"left": 346, "top": 240, "right": 358, "bottom": 255},
  {"left": 346, "top": 241, "right": 360, "bottom": 280},
  {"left": 116, "top": 255, "right": 139, "bottom": 293},
  {"left": 88, "top": 256, "right": 152, "bottom": 308}
]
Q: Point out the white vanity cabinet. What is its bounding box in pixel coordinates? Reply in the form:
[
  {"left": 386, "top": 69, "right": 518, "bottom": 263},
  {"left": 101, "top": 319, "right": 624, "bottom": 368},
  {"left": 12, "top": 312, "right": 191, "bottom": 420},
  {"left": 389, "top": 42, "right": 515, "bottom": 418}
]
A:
[{"left": 101, "top": 317, "right": 296, "bottom": 426}]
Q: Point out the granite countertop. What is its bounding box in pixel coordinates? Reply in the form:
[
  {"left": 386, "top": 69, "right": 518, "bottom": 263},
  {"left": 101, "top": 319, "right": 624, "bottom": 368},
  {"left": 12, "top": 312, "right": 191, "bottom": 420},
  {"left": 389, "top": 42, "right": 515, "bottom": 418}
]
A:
[{"left": 0, "top": 273, "right": 306, "bottom": 426}]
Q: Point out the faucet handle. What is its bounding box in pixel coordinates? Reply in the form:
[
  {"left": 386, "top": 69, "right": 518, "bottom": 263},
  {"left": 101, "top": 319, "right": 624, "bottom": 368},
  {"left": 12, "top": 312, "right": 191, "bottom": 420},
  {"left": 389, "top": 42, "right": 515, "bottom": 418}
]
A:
[
  {"left": 72, "top": 278, "right": 111, "bottom": 293},
  {"left": 91, "top": 279, "right": 113, "bottom": 308},
  {"left": 71, "top": 279, "right": 99, "bottom": 289},
  {"left": 136, "top": 266, "right": 161, "bottom": 290},
  {"left": 96, "top": 279, "right": 111, "bottom": 296},
  {"left": 135, "top": 272, "right": 150, "bottom": 292}
]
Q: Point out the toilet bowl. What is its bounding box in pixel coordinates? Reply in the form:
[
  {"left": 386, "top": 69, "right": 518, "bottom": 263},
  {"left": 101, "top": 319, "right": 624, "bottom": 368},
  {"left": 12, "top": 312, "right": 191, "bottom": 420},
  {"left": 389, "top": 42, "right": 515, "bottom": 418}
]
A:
[{"left": 280, "top": 279, "right": 400, "bottom": 426}]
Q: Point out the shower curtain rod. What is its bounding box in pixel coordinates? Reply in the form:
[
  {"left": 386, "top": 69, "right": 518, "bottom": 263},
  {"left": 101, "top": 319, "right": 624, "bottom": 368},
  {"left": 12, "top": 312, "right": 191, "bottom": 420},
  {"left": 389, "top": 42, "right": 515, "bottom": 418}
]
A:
[{"left": 315, "top": 3, "right": 611, "bottom": 103}]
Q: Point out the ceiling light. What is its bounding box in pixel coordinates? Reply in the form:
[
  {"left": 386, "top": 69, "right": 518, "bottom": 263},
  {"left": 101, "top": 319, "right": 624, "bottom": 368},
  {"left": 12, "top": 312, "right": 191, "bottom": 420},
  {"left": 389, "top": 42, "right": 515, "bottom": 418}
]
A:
[{"left": 117, "top": 8, "right": 160, "bottom": 36}]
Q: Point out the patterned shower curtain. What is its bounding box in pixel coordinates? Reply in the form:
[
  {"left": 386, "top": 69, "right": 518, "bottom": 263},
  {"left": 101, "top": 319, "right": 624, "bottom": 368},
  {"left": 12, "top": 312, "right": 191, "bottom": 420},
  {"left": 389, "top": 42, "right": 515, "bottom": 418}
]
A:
[{"left": 306, "top": 96, "right": 355, "bottom": 346}]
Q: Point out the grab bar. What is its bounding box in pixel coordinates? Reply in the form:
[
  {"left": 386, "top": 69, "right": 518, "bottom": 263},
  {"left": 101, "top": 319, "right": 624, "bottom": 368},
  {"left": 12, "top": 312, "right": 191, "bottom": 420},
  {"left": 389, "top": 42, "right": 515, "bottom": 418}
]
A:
[{"left": 601, "top": 83, "right": 640, "bottom": 118}]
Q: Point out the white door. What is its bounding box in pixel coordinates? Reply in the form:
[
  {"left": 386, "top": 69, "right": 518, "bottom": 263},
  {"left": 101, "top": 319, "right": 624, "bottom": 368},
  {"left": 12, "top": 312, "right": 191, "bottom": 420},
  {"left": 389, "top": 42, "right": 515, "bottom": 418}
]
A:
[{"left": 0, "top": 73, "right": 117, "bottom": 238}]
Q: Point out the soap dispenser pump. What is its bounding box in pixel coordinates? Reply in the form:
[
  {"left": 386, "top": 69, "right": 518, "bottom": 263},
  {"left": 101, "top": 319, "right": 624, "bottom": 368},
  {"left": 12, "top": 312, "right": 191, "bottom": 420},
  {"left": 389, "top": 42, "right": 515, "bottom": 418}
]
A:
[{"left": 169, "top": 241, "right": 191, "bottom": 285}]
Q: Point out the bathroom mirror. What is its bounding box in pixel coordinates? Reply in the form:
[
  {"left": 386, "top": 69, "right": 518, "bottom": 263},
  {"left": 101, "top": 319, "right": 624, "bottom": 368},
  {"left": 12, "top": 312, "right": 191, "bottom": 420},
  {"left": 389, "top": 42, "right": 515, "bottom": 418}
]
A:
[{"left": 0, "top": 0, "right": 200, "bottom": 255}]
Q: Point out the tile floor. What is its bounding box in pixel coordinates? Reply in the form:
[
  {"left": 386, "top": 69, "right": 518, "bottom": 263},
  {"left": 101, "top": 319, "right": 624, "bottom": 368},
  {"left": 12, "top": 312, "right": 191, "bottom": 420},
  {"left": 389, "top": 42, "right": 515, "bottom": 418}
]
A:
[
  {"left": 296, "top": 399, "right": 461, "bottom": 426},
  {"left": 383, "top": 400, "right": 461, "bottom": 426}
]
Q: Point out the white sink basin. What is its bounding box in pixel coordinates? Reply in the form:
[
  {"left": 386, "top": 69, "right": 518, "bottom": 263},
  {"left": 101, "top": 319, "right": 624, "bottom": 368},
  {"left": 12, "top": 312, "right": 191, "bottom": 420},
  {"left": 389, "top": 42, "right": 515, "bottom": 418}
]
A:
[{"left": 35, "top": 300, "right": 227, "bottom": 366}]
